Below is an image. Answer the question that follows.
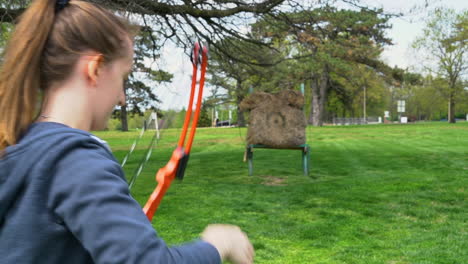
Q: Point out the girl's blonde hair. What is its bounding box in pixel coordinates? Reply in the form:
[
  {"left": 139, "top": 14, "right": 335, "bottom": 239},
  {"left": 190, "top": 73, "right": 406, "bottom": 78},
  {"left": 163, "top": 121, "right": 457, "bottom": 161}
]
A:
[{"left": 0, "top": 0, "right": 136, "bottom": 150}]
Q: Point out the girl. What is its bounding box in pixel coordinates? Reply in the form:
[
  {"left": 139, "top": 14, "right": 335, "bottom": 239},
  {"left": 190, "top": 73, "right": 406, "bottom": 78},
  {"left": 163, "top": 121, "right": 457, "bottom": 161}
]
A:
[{"left": 0, "top": 0, "right": 254, "bottom": 263}]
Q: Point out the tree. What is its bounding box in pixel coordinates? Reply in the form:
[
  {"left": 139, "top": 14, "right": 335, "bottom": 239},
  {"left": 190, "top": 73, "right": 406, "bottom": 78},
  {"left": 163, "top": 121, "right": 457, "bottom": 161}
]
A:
[
  {"left": 329, "top": 64, "right": 389, "bottom": 120},
  {"left": 1, "top": 1, "right": 404, "bottom": 127},
  {"left": 1, "top": 0, "right": 286, "bottom": 62},
  {"left": 252, "top": 6, "right": 393, "bottom": 125},
  {"left": 198, "top": 100, "right": 212, "bottom": 128},
  {"left": 113, "top": 27, "right": 173, "bottom": 131},
  {"left": 413, "top": 8, "right": 468, "bottom": 123},
  {"left": 406, "top": 76, "right": 446, "bottom": 121},
  {"left": 1, "top": 0, "right": 292, "bottom": 129},
  {"left": 208, "top": 37, "right": 280, "bottom": 127},
  {"left": 0, "top": 23, "right": 12, "bottom": 51}
]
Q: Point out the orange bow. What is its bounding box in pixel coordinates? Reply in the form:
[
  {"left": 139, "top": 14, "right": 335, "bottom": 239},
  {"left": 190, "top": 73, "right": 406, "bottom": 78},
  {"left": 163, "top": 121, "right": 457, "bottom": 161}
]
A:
[{"left": 143, "top": 42, "right": 208, "bottom": 221}]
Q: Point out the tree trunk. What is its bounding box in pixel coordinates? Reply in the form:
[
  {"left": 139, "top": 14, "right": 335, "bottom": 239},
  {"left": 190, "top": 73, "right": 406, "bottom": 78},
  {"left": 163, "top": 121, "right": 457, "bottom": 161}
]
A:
[
  {"left": 390, "top": 88, "right": 395, "bottom": 121},
  {"left": 319, "top": 72, "right": 327, "bottom": 124},
  {"left": 309, "top": 77, "right": 318, "bottom": 125},
  {"left": 363, "top": 85, "right": 367, "bottom": 123},
  {"left": 236, "top": 80, "right": 246, "bottom": 127},
  {"left": 309, "top": 69, "right": 328, "bottom": 126},
  {"left": 120, "top": 105, "right": 129, "bottom": 131},
  {"left": 237, "top": 105, "right": 246, "bottom": 127},
  {"left": 448, "top": 87, "right": 456, "bottom": 123},
  {"left": 120, "top": 86, "right": 129, "bottom": 131}
]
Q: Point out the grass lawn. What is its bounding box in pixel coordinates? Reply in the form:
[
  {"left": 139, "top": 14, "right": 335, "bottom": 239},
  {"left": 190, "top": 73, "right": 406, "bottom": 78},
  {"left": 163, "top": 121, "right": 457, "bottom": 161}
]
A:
[{"left": 95, "top": 122, "right": 467, "bottom": 264}]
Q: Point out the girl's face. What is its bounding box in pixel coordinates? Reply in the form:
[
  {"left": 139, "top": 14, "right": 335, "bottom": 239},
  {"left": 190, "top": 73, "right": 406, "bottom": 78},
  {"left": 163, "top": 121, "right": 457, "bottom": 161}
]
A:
[{"left": 90, "top": 42, "right": 133, "bottom": 130}]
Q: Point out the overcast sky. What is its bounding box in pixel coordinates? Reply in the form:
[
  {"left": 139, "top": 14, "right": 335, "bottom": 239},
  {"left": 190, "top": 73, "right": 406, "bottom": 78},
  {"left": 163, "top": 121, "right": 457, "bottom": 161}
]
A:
[
  {"left": 377, "top": 0, "right": 468, "bottom": 68},
  {"left": 154, "top": 0, "right": 468, "bottom": 110}
]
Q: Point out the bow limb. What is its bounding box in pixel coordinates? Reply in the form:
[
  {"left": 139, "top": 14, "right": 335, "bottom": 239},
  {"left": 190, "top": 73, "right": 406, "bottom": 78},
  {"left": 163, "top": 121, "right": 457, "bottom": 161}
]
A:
[
  {"left": 177, "top": 42, "right": 200, "bottom": 147},
  {"left": 185, "top": 45, "right": 208, "bottom": 153},
  {"left": 174, "top": 45, "right": 208, "bottom": 179},
  {"left": 143, "top": 147, "right": 185, "bottom": 221}
]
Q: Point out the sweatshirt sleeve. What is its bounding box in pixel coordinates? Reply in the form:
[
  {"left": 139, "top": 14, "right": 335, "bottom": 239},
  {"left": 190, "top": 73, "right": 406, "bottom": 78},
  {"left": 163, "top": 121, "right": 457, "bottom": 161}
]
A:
[{"left": 47, "top": 141, "right": 221, "bottom": 264}]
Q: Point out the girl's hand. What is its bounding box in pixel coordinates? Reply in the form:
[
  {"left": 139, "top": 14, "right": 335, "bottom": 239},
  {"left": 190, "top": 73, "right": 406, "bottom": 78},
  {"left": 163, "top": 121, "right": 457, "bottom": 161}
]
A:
[{"left": 201, "top": 224, "right": 255, "bottom": 264}]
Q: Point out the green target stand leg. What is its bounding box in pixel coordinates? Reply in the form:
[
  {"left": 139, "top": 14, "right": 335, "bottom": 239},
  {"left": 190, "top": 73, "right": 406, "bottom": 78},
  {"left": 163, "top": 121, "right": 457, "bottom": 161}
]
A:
[
  {"left": 302, "top": 145, "right": 310, "bottom": 176},
  {"left": 246, "top": 144, "right": 310, "bottom": 176},
  {"left": 247, "top": 145, "right": 254, "bottom": 176}
]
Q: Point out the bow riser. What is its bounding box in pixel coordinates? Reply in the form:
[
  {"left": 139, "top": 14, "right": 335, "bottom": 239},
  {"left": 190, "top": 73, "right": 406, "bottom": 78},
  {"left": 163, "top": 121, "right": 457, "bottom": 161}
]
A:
[{"left": 143, "top": 147, "right": 185, "bottom": 221}]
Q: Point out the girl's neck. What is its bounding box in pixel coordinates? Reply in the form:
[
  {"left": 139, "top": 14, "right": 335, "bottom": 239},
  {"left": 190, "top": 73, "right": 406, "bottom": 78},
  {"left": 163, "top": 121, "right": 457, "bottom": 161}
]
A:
[{"left": 38, "top": 84, "right": 93, "bottom": 131}]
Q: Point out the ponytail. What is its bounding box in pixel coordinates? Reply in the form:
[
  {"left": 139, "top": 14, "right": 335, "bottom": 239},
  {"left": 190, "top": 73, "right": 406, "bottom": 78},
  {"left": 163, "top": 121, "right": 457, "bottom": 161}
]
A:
[{"left": 0, "top": 0, "right": 56, "bottom": 150}]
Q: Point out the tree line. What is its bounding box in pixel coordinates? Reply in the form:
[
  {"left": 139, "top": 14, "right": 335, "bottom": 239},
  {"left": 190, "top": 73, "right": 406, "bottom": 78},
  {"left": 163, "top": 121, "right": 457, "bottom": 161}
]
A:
[{"left": 1, "top": 0, "right": 466, "bottom": 129}]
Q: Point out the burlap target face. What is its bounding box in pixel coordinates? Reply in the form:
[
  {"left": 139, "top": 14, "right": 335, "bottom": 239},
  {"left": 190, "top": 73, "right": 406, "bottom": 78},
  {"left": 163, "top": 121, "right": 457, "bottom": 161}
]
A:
[{"left": 240, "top": 90, "right": 306, "bottom": 148}]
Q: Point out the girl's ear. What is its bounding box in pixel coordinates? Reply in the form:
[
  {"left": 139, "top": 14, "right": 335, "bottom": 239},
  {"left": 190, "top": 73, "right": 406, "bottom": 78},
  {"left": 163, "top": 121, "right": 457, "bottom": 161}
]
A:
[{"left": 85, "top": 54, "right": 104, "bottom": 86}]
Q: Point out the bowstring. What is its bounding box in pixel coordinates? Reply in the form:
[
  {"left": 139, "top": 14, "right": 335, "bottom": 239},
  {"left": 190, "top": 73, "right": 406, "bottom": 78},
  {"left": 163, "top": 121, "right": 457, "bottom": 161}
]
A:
[
  {"left": 127, "top": 79, "right": 185, "bottom": 189},
  {"left": 127, "top": 44, "right": 201, "bottom": 190},
  {"left": 127, "top": 110, "right": 179, "bottom": 189},
  {"left": 121, "top": 113, "right": 153, "bottom": 168},
  {"left": 125, "top": 113, "right": 158, "bottom": 187}
]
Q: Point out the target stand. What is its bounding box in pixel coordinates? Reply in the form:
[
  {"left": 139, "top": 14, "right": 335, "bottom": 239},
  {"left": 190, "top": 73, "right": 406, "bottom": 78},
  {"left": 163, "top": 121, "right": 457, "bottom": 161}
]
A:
[{"left": 246, "top": 144, "right": 310, "bottom": 176}]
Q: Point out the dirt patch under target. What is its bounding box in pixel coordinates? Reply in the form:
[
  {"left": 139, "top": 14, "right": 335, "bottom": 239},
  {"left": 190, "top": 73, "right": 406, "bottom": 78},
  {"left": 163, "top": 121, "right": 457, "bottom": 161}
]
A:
[{"left": 261, "top": 176, "right": 287, "bottom": 186}]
